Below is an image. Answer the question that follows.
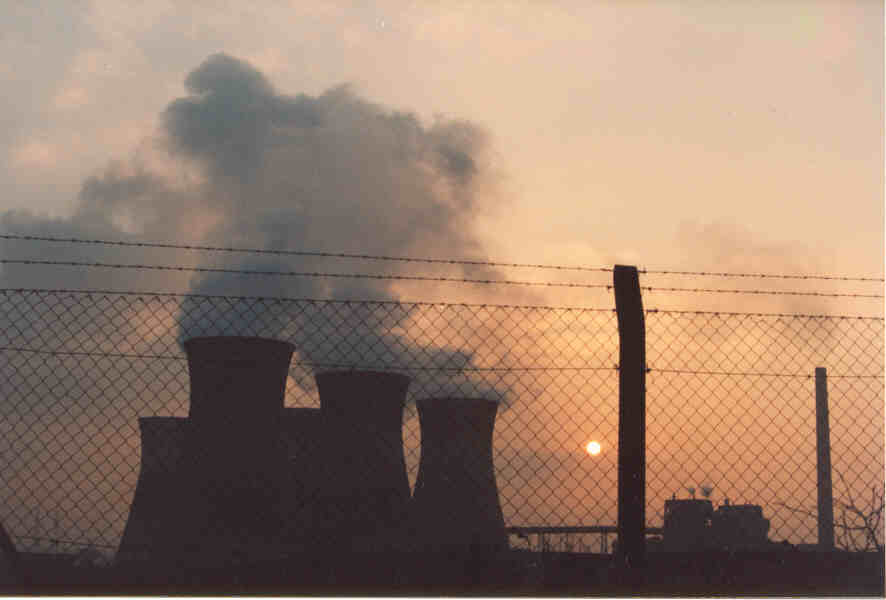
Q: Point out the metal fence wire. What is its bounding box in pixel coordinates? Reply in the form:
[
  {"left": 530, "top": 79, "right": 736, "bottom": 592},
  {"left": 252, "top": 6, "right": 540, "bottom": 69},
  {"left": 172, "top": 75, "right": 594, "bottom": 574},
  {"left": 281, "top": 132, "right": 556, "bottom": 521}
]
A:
[{"left": 0, "top": 288, "right": 882, "bottom": 562}]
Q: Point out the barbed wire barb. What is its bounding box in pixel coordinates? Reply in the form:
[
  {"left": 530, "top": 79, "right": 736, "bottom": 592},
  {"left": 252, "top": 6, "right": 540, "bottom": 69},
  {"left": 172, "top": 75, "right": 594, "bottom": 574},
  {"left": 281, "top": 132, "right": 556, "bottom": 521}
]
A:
[
  {"left": 1, "top": 259, "right": 883, "bottom": 297},
  {"left": 3, "top": 232, "right": 883, "bottom": 281}
]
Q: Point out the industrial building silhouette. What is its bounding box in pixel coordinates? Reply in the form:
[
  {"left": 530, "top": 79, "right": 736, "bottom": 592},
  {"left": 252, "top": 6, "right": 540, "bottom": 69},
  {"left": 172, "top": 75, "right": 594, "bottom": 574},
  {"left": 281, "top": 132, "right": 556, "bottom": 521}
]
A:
[
  {"left": 643, "top": 495, "right": 771, "bottom": 553},
  {"left": 118, "top": 335, "right": 508, "bottom": 567}
]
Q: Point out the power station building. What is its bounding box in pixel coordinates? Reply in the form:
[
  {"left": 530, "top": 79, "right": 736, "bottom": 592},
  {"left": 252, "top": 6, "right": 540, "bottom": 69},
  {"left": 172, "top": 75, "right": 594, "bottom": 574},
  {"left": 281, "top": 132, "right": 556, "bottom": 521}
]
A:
[{"left": 660, "top": 495, "right": 771, "bottom": 552}]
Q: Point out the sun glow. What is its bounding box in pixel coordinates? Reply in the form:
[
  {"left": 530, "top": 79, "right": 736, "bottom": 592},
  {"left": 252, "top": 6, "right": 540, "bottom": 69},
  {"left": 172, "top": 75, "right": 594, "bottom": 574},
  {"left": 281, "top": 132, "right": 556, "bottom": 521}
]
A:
[{"left": 586, "top": 440, "right": 601, "bottom": 456}]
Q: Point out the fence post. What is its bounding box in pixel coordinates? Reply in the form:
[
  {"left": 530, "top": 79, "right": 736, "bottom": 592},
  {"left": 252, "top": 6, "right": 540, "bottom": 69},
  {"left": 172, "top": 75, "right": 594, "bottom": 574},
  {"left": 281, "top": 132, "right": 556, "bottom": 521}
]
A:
[
  {"left": 815, "top": 367, "right": 834, "bottom": 550},
  {"left": 614, "top": 265, "right": 646, "bottom": 568}
]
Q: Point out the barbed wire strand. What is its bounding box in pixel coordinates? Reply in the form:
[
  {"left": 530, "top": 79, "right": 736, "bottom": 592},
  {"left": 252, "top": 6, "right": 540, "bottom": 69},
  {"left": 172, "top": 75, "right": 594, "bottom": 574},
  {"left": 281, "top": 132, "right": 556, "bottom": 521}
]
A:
[
  {"left": 0, "top": 259, "right": 612, "bottom": 290},
  {"left": 641, "top": 285, "right": 881, "bottom": 299},
  {"left": 0, "top": 233, "right": 612, "bottom": 273},
  {"left": 3, "top": 233, "right": 883, "bottom": 282},
  {"left": 640, "top": 267, "right": 884, "bottom": 283},
  {"left": 1, "top": 259, "right": 882, "bottom": 297}
]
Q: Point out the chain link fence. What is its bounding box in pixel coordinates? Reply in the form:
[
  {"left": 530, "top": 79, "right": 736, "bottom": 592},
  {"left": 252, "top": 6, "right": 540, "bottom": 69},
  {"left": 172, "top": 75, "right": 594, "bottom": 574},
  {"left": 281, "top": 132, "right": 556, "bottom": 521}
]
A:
[
  {"left": 0, "top": 288, "right": 882, "bottom": 563},
  {"left": 645, "top": 310, "right": 884, "bottom": 551}
]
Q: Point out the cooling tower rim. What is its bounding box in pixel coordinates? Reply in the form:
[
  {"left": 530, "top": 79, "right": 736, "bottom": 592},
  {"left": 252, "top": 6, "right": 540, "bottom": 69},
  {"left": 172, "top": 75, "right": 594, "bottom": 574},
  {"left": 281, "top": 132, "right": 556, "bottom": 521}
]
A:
[
  {"left": 137, "top": 416, "right": 187, "bottom": 429},
  {"left": 314, "top": 369, "right": 412, "bottom": 384},
  {"left": 138, "top": 415, "right": 187, "bottom": 423},
  {"left": 281, "top": 406, "right": 321, "bottom": 416},
  {"left": 184, "top": 335, "right": 295, "bottom": 348},
  {"left": 184, "top": 335, "right": 295, "bottom": 359},
  {"left": 417, "top": 396, "right": 499, "bottom": 407}
]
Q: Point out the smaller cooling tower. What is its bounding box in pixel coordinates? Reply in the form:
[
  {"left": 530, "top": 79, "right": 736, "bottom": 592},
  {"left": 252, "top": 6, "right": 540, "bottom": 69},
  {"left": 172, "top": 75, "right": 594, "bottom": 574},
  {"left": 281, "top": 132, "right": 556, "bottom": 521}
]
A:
[
  {"left": 181, "top": 336, "right": 295, "bottom": 564},
  {"left": 0, "top": 518, "right": 21, "bottom": 585},
  {"left": 410, "top": 397, "right": 507, "bottom": 555},
  {"left": 117, "top": 417, "right": 187, "bottom": 564},
  {"left": 280, "top": 407, "right": 322, "bottom": 546},
  {"left": 315, "top": 370, "right": 411, "bottom": 550}
]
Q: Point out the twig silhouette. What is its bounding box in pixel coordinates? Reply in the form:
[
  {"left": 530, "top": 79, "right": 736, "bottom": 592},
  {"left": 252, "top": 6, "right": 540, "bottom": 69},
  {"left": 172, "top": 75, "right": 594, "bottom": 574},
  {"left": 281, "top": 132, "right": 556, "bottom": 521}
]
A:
[{"left": 777, "top": 472, "right": 884, "bottom": 552}]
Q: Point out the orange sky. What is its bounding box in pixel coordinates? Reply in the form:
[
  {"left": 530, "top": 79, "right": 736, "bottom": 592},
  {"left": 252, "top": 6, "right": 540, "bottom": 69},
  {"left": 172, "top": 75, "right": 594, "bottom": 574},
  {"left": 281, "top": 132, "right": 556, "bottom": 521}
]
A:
[{"left": 1, "top": 1, "right": 882, "bottom": 283}]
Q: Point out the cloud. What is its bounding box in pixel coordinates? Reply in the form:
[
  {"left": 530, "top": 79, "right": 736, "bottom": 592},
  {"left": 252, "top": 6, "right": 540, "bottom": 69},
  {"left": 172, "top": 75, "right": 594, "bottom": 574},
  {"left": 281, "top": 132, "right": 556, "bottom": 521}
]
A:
[{"left": 8, "top": 140, "right": 58, "bottom": 170}]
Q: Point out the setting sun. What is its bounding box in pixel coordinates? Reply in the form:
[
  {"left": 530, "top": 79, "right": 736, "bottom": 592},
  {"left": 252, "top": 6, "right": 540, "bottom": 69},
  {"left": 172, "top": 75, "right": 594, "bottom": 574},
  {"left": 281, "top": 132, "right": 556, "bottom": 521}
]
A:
[{"left": 586, "top": 441, "right": 601, "bottom": 456}]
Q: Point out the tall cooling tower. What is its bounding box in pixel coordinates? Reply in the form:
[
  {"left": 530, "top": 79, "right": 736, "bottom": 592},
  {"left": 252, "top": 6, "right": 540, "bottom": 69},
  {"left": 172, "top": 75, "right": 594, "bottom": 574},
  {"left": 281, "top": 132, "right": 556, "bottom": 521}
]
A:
[
  {"left": 117, "top": 417, "right": 187, "bottom": 564},
  {"left": 410, "top": 397, "right": 507, "bottom": 555},
  {"left": 280, "top": 407, "right": 322, "bottom": 546},
  {"left": 315, "top": 370, "right": 411, "bottom": 551},
  {"left": 181, "top": 336, "right": 295, "bottom": 564}
]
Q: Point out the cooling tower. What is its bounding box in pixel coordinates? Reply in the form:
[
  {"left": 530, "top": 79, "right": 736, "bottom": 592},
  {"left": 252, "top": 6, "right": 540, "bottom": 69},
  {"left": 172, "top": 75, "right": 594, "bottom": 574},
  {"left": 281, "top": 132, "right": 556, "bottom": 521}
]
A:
[
  {"left": 410, "top": 397, "right": 507, "bottom": 555},
  {"left": 0, "top": 518, "right": 21, "bottom": 585},
  {"left": 315, "top": 370, "right": 411, "bottom": 550},
  {"left": 117, "top": 417, "right": 187, "bottom": 564},
  {"left": 279, "top": 407, "right": 322, "bottom": 546},
  {"left": 181, "top": 336, "right": 295, "bottom": 563}
]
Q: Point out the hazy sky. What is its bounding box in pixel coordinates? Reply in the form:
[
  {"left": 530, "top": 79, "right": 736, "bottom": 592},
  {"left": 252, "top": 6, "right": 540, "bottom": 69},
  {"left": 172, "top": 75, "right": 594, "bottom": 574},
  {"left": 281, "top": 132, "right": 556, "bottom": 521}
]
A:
[{"left": 2, "top": 0, "right": 882, "bottom": 287}]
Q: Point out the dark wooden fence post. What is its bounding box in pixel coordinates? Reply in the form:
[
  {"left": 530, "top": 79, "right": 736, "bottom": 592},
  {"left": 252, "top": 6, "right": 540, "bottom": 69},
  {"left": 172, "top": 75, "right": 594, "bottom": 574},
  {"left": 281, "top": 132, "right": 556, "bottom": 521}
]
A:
[
  {"left": 614, "top": 265, "right": 646, "bottom": 568},
  {"left": 815, "top": 367, "right": 834, "bottom": 550}
]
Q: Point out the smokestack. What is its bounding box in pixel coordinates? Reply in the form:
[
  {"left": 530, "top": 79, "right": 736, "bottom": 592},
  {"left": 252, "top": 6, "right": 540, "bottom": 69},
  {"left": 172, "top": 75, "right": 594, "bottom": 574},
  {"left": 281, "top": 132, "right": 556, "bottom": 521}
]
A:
[
  {"left": 315, "top": 370, "right": 411, "bottom": 551},
  {"left": 815, "top": 367, "right": 834, "bottom": 550},
  {"left": 279, "top": 407, "right": 322, "bottom": 547},
  {"left": 409, "top": 397, "right": 507, "bottom": 555},
  {"left": 117, "top": 417, "right": 187, "bottom": 564},
  {"left": 181, "top": 336, "right": 295, "bottom": 564}
]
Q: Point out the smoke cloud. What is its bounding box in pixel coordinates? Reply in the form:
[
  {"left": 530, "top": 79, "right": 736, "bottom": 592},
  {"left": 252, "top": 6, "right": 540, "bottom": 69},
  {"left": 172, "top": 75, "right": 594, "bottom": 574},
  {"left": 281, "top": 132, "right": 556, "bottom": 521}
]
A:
[{"left": 0, "top": 53, "right": 534, "bottom": 400}]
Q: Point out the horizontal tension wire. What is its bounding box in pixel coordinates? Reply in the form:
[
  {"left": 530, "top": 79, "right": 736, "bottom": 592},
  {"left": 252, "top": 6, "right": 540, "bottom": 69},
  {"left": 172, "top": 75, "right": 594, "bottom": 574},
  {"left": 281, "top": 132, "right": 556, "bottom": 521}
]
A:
[{"left": 2, "top": 347, "right": 881, "bottom": 378}]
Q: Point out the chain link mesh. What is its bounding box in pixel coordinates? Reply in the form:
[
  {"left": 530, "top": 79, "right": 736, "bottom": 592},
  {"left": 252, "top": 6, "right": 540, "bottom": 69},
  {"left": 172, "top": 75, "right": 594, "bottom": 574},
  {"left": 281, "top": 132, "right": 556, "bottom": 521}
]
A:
[
  {"left": 646, "top": 310, "right": 884, "bottom": 551},
  {"left": 0, "top": 289, "right": 882, "bottom": 565}
]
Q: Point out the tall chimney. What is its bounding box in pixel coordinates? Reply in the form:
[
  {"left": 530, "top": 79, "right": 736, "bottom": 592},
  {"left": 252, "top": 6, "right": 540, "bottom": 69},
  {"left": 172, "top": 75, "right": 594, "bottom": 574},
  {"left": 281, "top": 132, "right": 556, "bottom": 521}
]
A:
[
  {"left": 181, "top": 336, "right": 295, "bottom": 564},
  {"left": 315, "top": 370, "right": 411, "bottom": 551},
  {"left": 279, "top": 407, "right": 322, "bottom": 547},
  {"left": 815, "top": 367, "right": 834, "bottom": 550},
  {"left": 409, "top": 397, "right": 507, "bottom": 555},
  {"left": 117, "top": 417, "right": 187, "bottom": 564}
]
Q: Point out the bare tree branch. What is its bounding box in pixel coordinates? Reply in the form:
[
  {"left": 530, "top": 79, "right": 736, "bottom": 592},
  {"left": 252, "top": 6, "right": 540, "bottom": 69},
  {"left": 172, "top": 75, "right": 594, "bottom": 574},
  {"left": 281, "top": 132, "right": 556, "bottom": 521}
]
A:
[{"left": 777, "top": 472, "right": 884, "bottom": 552}]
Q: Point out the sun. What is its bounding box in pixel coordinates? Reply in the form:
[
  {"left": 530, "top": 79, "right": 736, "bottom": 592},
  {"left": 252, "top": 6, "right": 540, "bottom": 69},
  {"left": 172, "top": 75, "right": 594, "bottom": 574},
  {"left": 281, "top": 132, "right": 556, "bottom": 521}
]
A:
[{"left": 586, "top": 440, "right": 601, "bottom": 456}]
